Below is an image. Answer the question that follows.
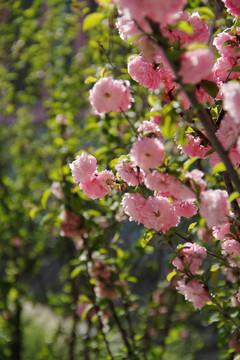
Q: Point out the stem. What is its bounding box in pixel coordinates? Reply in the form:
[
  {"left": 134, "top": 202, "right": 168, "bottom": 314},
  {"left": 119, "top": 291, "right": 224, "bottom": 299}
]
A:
[
  {"left": 120, "top": 108, "right": 139, "bottom": 137},
  {"left": 204, "top": 283, "right": 240, "bottom": 333},
  {"left": 108, "top": 299, "right": 134, "bottom": 357},
  {"left": 11, "top": 299, "right": 22, "bottom": 360},
  {"left": 85, "top": 244, "right": 115, "bottom": 360}
]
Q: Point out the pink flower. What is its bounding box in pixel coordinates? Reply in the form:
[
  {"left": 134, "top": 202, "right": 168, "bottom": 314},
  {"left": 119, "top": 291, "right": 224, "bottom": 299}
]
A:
[
  {"left": 162, "top": 11, "right": 209, "bottom": 48},
  {"left": 179, "top": 49, "right": 214, "bottom": 84},
  {"left": 142, "top": 196, "right": 180, "bottom": 233},
  {"left": 80, "top": 175, "right": 109, "bottom": 199},
  {"left": 221, "top": 240, "right": 240, "bottom": 267},
  {"left": 176, "top": 279, "right": 210, "bottom": 309},
  {"left": 122, "top": 193, "right": 179, "bottom": 233},
  {"left": 89, "top": 77, "right": 133, "bottom": 114},
  {"left": 97, "top": 170, "right": 116, "bottom": 195},
  {"left": 185, "top": 169, "right": 206, "bottom": 193},
  {"left": 130, "top": 137, "right": 165, "bottom": 170},
  {"left": 115, "top": 159, "right": 144, "bottom": 186},
  {"left": 70, "top": 152, "right": 97, "bottom": 184},
  {"left": 121, "top": 193, "right": 148, "bottom": 224},
  {"left": 222, "top": 0, "right": 240, "bottom": 17},
  {"left": 128, "top": 55, "right": 174, "bottom": 91},
  {"left": 200, "top": 189, "right": 230, "bottom": 229},
  {"left": 222, "top": 82, "right": 240, "bottom": 124},
  {"left": 145, "top": 171, "right": 196, "bottom": 202},
  {"left": 172, "top": 200, "right": 198, "bottom": 218},
  {"left": 116, "top": 11, "right": 151, "bottom": 41},
  {"left": 180, "top": 134, "right": 211, "bottom": 158},
  {"left": 115, "top": 0, "right": 186, "bottom": 26},
  {"left": 237, "top": 287, "right": 240, "bottom": 302},
  {"left": 60, "top": 210, "right": 82, "bottom": 238},
  {"left": 173, "top": 242, "right": 207, "bottom": 274},
  {"left": 51, "top": 181, "right": 65, "bottom": 200},
  {"left": 137, "top": 120, "right": 162, "bottom": 138},
  {"left": 212, "top": 221, "right": 233, "bottom": 241}
]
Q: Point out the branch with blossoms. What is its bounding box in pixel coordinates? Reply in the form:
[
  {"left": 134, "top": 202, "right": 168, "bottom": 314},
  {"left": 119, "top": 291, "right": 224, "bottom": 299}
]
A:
[{"left": 69, "top": 0, "right": 240, "bottom": 356}]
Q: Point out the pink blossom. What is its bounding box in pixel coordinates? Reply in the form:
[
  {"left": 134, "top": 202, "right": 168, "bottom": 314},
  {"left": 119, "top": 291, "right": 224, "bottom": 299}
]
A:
[
  {"left": 80, "top": 175, "right": 109, "bottom": 199},
  {"left": 179, "top": 49, "right": 214, "bottom": 84},
  {"left": 150, "top": 108, "right": 163, "bottom": 125},
  {"left": 173, "top": 242, "right": 207, "bottom": 274},
  {"left": 116, "top": 11, "right": 151, "bottom": 41},
  {"left": 216, "top": 115, "right": 239, "bottom": 149},
  {"left": 51, "top": 181, "right": 65, "bottom": 200},
  {"left": 213, "top": 56, "right": 240, "bottom": 82},
  {"left": 56, "top": 113, "right": 67, "bottom": 125},
  {"left": 222, "top": 0, "right": 240, "bottom": 17},
  {"left": 172, "top": 200, "right": 198, "bottom": 218},
  {"left": 197, "top": 227, "right": 213, "bottom": 244},
  {"left": 115, "top": 159, "right": 144, "bottom": 186},
  {"left": 69, "top": 152, "right": 97, "bottom": 184},
  {"left": 142, "top": 196, "right": 180, "bottom": 233},
  {"left": 60, "top": 210, "right": 82, "bottom": 238},
  {"left": 144, "top": 171, "right": 196, "bottom": 202},
  {"left": 212, "top": 221, "right": 233, "bottom": 241},
  {"left": 200, "top": 189, "right": 230, "bottom": 229},
  {"left": 130, "top": 137, "right": 165, "bottom": 170},
  {"left": 115, "top": 0, "right": 186, "bottom": 26},
  {"left": 162, "top": 11, "right": 209, "bottom": 48},
  {"left": 180, "top": 134, "right": 211, "bottom": 158},
  {"left": 237, "top": 287, "right": 240, "bottom": 302},
  {"left": 128, "top": 55, "right": 174, "bottom": 91},
  {"left": 222, "top": 82, "right": 240, "bottom": 124},
  {"left": 89, "top": 77, "right": 133, "bottom": 114},
  {"left": 121, "top": 193, "right": 148, "bottom": 225},
  {"left": 137, "top": 120, "right": 162, "bottom": 138},
  {"left": 213, "top": 30, "right": 237, "bottom": 59},
  {"left": 122, "top": 193, "right": 179, "bottom": 233},
  {"left": 176, "top": 279, "right": 210, "bottom": 309},
  {"left": 185, "top": 169, "right": 206, "bottom": 193},
  {"left": 97, "top": 170, "right": 116, "bottom": 195},
  {"left": 221, "top": 240, "right": 240, "bottom": 267}
]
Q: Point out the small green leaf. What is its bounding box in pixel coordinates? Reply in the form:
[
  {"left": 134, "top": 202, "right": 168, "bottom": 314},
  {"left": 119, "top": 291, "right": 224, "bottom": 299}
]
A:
[
  {"left": 82, "top": 13, "right": 105, "bottom": 31},
  {"left": 85, "top": 76, "right": 97, "bottom": 84},
  {"left": 200, "top": 80, "right": 219, "bottom": 98},
  {"left": 71, "top": 266, "right": 83, "bottom": 279},
  {"left": 140, "top": 232, "right": 153, "bottom": 248},
  {"left": 195, "top": 6, "right": 215, "bottom": 20},
  {"left": 41, "top": 189, "right": 52, "bottom": 208},
  {"left": 229, "top": 66, "right": 240, "bottom": 73},
  {"left": 223, "top": 40, "right": 238, "bottom": 47},
  {"left": 167, "top": 270, "right": 177, "bottom": 282},
  {"left": 229, "top": 191, "right": 240, "bottom": 202},
  {"left": 212, "top": 162, "right": 226, "bottom": 174},
  {"left": 175, "top": 21, "right": 194, "bottom": 34},
  {"left": 188, "top": 222, "right": 198, "bottom": 234},
  {"left": 183, "top": 157, "right": 198, "bottom": 171}
]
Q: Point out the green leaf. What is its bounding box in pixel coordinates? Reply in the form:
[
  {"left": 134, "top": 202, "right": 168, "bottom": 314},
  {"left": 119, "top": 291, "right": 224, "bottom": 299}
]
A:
[
  {"left": 183, "top": 157, "right": 198, "bottom": 171},
  {"left": 212, "top": 162, "right": 226, "bottom": 174},
  {"left": 167, "top": 270, "right": 177, "bottom": 282},
  {"left": 229, "top": 66, "right": 240, "bottom": 73},
  {"left": 229, "top": 191, "right": 240, "bottom": 202},
  {"left": 223, "top": 40, "right": 238, "bottom": 47},
  {"left": 82, "top": 13, "right": 105, "bottom": 31},
  {"left": 175, "top": 21, "right": 194, "bottom": 34},
  {"left": 200, "top": 80, "right": 219, "bottom": 98},
  {"left": 41, "top": 189, "right": 52, "bottom": 208},
  {"left": 96, "top": 0, "right": 111, "bottom": 6},
  {"left": 188, "top": 222, "right": 197, "bottom": 234},
  {"left": 71, "top": 266, "right": 83, "bottom": 279},
  {"left": 85, "top": 76, "right": 97, "bottom": 84},
  {"left": 195, "top": 6, "right": 215, "bottom": 20},
  {"left": 140, "top": 232, "right": 153, "bottom": 248}
]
